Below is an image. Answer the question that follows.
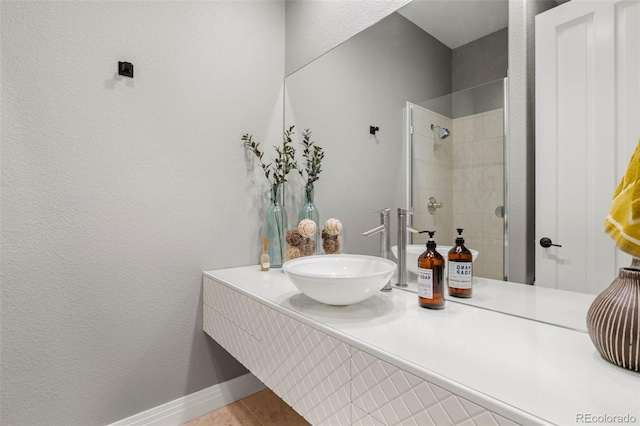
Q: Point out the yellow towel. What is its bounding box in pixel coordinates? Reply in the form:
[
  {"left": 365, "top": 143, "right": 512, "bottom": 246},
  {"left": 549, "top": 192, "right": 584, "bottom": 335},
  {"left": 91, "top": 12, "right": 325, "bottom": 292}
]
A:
[{"left": 605, "top": 139, "right": 640, "bottom": 258}]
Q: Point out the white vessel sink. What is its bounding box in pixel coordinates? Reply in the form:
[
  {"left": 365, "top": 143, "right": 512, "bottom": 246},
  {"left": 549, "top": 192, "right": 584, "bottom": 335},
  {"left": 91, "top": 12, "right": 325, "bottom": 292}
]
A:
[
  {"left": 282, "top": 254, "right": 397, "bottom": 306},
  {"left": 391, "top": 245, "right": 479, "bottom": 275}
]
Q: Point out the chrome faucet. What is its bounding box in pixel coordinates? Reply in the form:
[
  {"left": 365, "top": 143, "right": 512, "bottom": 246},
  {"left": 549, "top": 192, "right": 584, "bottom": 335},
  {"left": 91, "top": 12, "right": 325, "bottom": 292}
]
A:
[
  {"left": 396, "top": 208, "right": 419, "bottom": 287},
  {"left": 362, "top": 208, "right": 392, "bottom": 291}
]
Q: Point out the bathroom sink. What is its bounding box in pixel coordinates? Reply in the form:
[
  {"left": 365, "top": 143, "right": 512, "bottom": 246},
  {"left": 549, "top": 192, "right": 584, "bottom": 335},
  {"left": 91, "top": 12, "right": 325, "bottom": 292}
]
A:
[
  {"left": 282, "top": 254, "right": 397, "bottom": 305},
  {"left": 391, "top": 245, "right": 479, "bottom": 276}
]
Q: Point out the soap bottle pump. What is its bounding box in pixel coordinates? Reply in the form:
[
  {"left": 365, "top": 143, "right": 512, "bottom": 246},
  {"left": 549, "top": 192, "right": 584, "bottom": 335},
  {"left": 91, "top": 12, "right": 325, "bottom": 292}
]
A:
[
  {"left": 448, "top": 228, "right": 473, "bottom": 297},
  {"left": 417, "top": 231, "right": 445, "bottom": 309}
]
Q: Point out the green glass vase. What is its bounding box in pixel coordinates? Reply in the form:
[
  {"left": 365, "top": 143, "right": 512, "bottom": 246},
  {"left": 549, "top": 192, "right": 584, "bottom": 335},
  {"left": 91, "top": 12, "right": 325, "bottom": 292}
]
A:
[
  {"left": 298, "top": 185, "right": 319, "bottom": 254},
  {"left": 266, "top": 184, "right": 287, "bottom": 267}
]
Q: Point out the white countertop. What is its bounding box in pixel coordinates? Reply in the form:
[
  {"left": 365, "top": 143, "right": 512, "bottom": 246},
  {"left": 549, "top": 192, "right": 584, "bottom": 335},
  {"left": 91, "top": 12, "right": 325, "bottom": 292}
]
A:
[
  {"left": 399, "top": 277, "right": 597, "bottom": 332},
  {"left": 204, "top": 266, "right": 640, "bottom": 426}
]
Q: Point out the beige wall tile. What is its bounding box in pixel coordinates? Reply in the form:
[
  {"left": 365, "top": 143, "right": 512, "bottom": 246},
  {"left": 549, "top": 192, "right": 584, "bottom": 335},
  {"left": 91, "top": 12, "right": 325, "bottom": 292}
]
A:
[
  {"left": 483, "top": 262, "right": 504, "bottom": 280},
  {"left": 463, "top": 167, "right": 482, "bottom": 192},
  {"left": 482, "top": 190, "right": 504, "bottom": 216},
  {"left": 463, "top": 114, "right": 483, "bottom": 142},
  {"left": 464, "top": 216, "right": 483, "bottom": 239},
  {"left": 465, "top": 191, "right": 483, "bottom": 215},
  {"left": 482, "top": 165, "right": 503, "bottom": 191},
  {"left": 482, "top": 109, "right": 504, "bottom": 139},
  {"left": 470, "top": 139, "right": 484, "bottom": 166},
  {"left": 483, "top": 215, "right": 504, "bottom": 241},
  {"left": 482, "top": 137, "right": 504, "bottom": 164}
]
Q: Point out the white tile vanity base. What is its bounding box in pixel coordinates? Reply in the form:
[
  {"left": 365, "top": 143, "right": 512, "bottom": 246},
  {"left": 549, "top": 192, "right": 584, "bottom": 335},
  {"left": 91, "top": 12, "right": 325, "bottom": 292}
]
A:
[
  {"left": 204, "top": 277, "right": 351, "bottom": 425},
  {"left": 349, "top": 348, "right": 516, "bottom": 426},
  {"left": 203, "top": 267, "right": 640, "bottom": 426},
  {"left": 204, "top": 274, "right": 518, "bottom": 425}
]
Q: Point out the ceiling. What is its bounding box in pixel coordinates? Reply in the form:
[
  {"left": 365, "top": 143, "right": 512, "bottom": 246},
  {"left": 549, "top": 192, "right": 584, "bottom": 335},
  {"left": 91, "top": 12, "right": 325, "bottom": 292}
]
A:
[{"left": 397, "top": 0, "right": 508, "bottom": 49}]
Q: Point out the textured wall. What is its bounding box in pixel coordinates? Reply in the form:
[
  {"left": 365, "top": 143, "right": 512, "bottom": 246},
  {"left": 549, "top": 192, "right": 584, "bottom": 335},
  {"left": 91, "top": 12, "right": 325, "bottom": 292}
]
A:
[
  {"left": 0, "top": 1, "right": 284, "bottom": 424},
  {"left": 452, "top": 28, "right": 508, "bottom": 93},
  {"left": 285, "top": 0, "right": 411, "bottom": 76}
]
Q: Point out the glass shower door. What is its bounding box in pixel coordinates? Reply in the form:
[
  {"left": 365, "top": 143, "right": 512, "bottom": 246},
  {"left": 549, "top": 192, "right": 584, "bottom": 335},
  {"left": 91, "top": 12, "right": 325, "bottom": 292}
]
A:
[{"left": 409, "top": 78, "right": 506, "bottom": 281}]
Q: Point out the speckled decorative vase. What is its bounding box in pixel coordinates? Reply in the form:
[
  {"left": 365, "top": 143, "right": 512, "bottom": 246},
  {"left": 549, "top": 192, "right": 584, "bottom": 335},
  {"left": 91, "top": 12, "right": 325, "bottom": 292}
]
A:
[{"left": 586, "top": 258, "right": 640, "bottom": 372}]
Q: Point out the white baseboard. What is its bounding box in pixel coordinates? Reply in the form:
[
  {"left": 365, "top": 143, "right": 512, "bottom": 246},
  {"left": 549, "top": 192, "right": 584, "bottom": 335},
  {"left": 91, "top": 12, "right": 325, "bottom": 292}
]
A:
[{"left": 109, "top": 373, "right": 267, "bottom": 426}]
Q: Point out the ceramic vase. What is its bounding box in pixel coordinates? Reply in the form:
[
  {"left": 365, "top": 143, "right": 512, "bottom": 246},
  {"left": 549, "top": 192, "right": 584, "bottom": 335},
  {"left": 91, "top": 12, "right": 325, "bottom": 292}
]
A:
[
  {"left": 266, "top": 184, "right": 287, "bottom": 267},
  {"left": 586, "top": 257, "right": 640, "bottom": 372},
  {"left": 297, "top": 186, "right": 319, "bottom": 254}
]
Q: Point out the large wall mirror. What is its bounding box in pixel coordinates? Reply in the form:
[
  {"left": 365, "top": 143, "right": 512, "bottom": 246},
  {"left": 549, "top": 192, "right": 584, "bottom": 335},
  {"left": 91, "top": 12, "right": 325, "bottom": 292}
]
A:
[
  {"left": 285, "top": 0, "right": 514, "bottom": 280},
  {"left": 284, "top": 0, "right": 640, "bottom": 333}
]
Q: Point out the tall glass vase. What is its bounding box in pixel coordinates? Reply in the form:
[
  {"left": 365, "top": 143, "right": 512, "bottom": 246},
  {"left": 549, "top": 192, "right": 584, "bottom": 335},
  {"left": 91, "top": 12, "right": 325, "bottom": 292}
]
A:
[
  {"left": 266, "top": 184, "right": 287, "bottom": 267},
  {"left": 298, "top": 185, "right": 319, "bottom": 254}
]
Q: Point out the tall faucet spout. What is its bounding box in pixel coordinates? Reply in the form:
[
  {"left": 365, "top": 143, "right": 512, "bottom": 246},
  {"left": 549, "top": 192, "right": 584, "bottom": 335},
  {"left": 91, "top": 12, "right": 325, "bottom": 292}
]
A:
[
  {"left": 362, "top": 224, "right": 386, "bottom": 236},
  {"left": 396, "top": 208, "right": 417, "bottom": 287},
  {"left": 363, "top": 208, "right": 392, "bottom": 291}
]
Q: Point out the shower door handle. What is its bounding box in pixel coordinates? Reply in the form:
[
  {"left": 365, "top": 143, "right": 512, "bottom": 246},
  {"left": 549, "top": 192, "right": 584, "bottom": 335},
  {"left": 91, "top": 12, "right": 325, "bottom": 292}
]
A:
[{"left": 540, "top": 237, "right": 562, "bottom": 248}]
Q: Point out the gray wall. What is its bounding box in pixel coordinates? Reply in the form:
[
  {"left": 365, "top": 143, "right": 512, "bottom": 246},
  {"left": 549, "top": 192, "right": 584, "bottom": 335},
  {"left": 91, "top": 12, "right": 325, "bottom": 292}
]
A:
[
  {"left": 453, "top": 28, "right": 509, "bottom": 93},
  {"left": 1, "top": 1, "right": 284, "bottom": 425},
  {"left": 285, "top": 12, "right": 452, "bottom": 255},
  {"left": 285, "top": 0, "right": 411, "bottom": 75}
]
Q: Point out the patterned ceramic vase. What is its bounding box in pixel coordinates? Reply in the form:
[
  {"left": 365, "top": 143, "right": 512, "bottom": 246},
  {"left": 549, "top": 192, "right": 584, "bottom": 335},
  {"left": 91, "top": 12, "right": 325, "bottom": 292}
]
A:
[{"left": 586, "top": 258, "right": 640, "bottom": 372}]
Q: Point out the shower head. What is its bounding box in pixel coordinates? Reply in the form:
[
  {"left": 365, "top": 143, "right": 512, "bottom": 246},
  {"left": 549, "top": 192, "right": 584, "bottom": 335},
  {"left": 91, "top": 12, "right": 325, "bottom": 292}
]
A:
[{"left": 431, "top": 124, "right": 451, "bottom": 140}]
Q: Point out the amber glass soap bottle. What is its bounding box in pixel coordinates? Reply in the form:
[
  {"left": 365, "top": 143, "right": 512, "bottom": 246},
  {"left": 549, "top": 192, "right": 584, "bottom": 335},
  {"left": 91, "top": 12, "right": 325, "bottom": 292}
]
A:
[
  {"left": 417, "top": 231, "right": 445, "bottom": 309},
  {"left": 448, "top": 228, "right": 473, "bottom": 298}
]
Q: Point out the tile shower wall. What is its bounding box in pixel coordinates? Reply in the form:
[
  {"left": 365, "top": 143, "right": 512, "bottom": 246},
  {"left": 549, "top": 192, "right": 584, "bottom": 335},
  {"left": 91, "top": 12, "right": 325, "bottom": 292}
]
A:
[
  {"left": 413, "top": 107, "right": 504, "bottom": 280},
  {"left": 453, "top": 109, "right": 504, "bottom": 280},
  {"left": 412, "top": 108, "right": 454, "bottom": 246}
]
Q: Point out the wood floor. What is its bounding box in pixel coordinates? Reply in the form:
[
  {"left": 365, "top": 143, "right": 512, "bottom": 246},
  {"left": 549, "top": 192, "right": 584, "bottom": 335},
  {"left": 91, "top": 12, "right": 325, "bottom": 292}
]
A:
[{"left": 181, "top": 389, "right": 310, "bottom": 426}]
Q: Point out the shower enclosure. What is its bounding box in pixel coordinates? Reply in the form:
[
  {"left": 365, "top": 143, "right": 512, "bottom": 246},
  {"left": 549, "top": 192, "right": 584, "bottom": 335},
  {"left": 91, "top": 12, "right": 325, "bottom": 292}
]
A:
[{"left": 407, "top": 78, "right": 507, "bottom": 281}]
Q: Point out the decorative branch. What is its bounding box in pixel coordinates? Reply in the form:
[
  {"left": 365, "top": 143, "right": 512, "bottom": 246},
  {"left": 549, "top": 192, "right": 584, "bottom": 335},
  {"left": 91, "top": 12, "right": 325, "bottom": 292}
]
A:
[
  {"left": 298, "top": 129, "right": 324, "bottom": 190},
  {"left": 241, "top": 125, "right": 297, "bottom": 188}
]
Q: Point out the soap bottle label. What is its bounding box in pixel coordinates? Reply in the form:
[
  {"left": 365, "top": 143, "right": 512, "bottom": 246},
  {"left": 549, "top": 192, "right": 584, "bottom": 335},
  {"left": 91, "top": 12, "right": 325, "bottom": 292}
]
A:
[
  {"left": 449, "top": 262, "right": 472, "bottom": 289},
  {"left": 417, "top": 267, "right": 434, "bottom": 298}
]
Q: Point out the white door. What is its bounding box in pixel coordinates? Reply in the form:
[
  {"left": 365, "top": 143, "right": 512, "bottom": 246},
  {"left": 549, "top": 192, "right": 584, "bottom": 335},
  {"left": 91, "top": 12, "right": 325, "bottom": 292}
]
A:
[{"left": 535, "top": 0, "right": 640, "bottom": 294}]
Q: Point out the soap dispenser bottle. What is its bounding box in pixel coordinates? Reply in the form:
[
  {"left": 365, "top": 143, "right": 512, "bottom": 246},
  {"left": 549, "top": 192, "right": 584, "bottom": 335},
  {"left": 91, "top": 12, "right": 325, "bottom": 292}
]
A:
[
  {"left": 417, "top": 231, "right": 445, "bottom": 309},
  {"left": 448, "top": 228, "right": 473, "bottom": 298}
]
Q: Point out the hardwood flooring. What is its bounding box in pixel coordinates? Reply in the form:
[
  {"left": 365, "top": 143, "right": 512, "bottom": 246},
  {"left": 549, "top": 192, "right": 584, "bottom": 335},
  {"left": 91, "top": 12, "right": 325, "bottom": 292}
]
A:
[{"left": 181, "top": 389, "right": 310, "bottom": 426}]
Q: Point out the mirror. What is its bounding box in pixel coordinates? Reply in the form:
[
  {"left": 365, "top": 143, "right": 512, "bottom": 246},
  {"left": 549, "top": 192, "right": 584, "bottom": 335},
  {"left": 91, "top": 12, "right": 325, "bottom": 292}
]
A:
[
  {"left": 283, "top": 0, "right": 600, "bottom": 332},
  {"left": 285, "top": 0, "right": 508, "bottom": 277}
]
